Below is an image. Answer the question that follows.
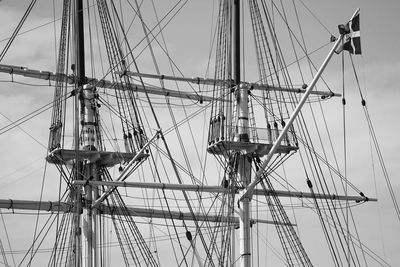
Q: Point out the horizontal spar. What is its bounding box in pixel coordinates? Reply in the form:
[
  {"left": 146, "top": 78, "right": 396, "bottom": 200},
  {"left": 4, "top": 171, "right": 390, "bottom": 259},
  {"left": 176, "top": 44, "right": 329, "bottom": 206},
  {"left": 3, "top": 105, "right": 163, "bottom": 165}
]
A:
[
  {"left": 116, "top": 70, "right": 340, "bottom": 97},
  {"left": 0, "top": 64, "right": 215, "bottom": 102},
  {"left": 72, "top": 180, "right": 375, "bottom": 202},
  {"left": 0, "top": 64, "right": 339, "bottom": 99},
  {"left": 249, "top": 83, "right": 341, "bottom": 97},
  {"left": 115, "top": 70, "right": 231, "bottom": 86},
  {"left": 0, "top": 199, "right": 289, "bottom": 226},
  {"left": 0, "top": 199, "right": 71, "bottom": 213},
  {"left": 100, "top": 205, "right": 290, "bottom": 226}
]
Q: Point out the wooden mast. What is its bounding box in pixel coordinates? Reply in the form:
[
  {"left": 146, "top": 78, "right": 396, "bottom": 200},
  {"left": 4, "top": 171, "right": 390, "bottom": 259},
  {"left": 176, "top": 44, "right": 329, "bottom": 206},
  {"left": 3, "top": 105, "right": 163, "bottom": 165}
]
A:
[
  {"left": 231, "top": 1, "right": 252, "bottom": 266},
  {"left": 73, "top": 0, "right": 98, "bottom": 266}
]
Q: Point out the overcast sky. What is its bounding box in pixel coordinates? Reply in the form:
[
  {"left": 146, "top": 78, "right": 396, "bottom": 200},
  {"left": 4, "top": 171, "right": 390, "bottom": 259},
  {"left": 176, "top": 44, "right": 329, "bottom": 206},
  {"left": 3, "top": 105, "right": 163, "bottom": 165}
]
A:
[{"left": 0, "top": 0, "right": 398, "bottom": 266}]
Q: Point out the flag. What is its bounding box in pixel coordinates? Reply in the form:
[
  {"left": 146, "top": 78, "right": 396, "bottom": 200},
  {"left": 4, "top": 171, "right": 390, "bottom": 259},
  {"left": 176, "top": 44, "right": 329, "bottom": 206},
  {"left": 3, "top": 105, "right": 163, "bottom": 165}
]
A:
[{"left": 338, "top": 9, "right": 361, "bottom": 54}]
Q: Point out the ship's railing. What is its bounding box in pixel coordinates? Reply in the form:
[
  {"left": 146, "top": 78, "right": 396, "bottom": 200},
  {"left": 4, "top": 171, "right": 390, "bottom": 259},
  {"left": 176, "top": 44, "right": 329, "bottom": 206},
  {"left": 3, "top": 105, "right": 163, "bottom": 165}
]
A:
[{"left": 208, "top": 122, "right": 297, "bottom": 147}]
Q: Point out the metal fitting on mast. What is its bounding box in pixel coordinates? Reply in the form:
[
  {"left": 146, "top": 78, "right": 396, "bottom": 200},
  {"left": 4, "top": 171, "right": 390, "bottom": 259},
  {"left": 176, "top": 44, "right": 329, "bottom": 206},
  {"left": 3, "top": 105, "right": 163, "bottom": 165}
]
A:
[{"left": 80, "top": 84, "right": 98, "bottom": 151}]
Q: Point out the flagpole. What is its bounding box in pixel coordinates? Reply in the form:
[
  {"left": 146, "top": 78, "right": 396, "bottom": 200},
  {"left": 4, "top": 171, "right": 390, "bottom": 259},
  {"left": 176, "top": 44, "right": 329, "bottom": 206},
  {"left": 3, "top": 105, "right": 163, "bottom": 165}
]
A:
[{"left": 349, "top": 8, "right": 360, "bottom": 22}]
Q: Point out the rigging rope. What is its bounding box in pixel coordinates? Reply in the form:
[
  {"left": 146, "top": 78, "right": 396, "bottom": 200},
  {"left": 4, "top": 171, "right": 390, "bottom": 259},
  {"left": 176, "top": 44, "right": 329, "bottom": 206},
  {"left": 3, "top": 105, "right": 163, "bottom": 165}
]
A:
[
  {"left": 143, "top": 0, "right": 225, "bottom": 261},
  {"left": 49, "top": 0, "right": 71, "bottom": 151},
  {"left": 255, "top": 159, "right": 313, "bottom": 267},
  {"left": 0, "top": 0, "right": 38, "bottom": 62},
  {"left": 255, "top": 2, "right": 368, "bottom": 264},
  {"left": 349, "top": 54, "right": 400, "bottom": 223},
  {"left": 0, "top": 92, "right": 71, "bottom": 137}
]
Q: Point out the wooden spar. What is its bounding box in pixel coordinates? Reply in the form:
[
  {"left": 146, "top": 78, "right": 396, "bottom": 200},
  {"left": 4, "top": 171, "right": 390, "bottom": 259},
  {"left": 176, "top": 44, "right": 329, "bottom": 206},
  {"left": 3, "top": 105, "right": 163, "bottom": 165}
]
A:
[
  {"left": 71, "top": 180, "right": 375, "bottom": 203},
  {"left": 98, "top": 206, "right": 288, "bottom": 226},
  {"left": 0, "top": 199, "right": 71, "bottom": 212},
  {"left": 0, "top": 64, "right": 214, "bottom": 102},
  {"left": 116, "top": 70, "right": 341, "bottom": 97},
  {"left": 250, "top": 83, "right": 341, "bottom": 97},
  {"left": 115, "top": 70, "right": 231, "bottom": 86},
  {"left": 0, "top": 64, "right": 340, "bottom": 98},
  {"left": 0, "top": 199, "right": 292, "bottom": 226}
]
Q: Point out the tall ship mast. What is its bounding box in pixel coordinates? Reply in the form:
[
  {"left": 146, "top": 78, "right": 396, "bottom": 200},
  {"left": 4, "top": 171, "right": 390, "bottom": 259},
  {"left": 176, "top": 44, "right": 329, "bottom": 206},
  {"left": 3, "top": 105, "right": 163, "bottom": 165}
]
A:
[{"left": 0, "top": 0, "right": 398, "bottom": 266}]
